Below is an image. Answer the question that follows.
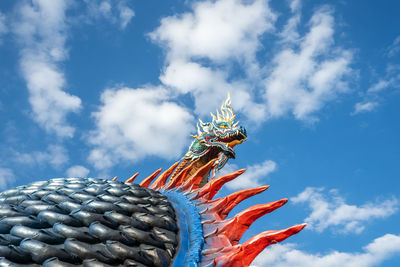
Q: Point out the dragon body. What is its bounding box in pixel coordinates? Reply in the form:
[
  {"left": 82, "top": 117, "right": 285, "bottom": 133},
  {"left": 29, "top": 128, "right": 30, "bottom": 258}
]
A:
[{"left": 0, "top": 94, "right": 305, "bottom": 267}]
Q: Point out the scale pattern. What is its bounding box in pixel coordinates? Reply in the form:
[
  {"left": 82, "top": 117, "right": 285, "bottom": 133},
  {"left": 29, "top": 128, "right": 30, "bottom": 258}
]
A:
[{"left": 0, "top": 178, "right": 179, "bottom": 267}]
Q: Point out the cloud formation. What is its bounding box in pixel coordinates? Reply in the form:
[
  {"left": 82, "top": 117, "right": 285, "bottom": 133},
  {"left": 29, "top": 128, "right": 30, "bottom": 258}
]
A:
[
  {"left": 0, "top": 168, "right": 15, "bottom": 190},
  {"left": 12, "top": 0, "right": 81, "bottom": 138},
  {"left": 292, "top": 187, "right": 398, "bottom": 234},
  {"left": 84, "top": 0, "right": 135, "bottom": 30},
  {"left": 0, "top": 11, "right": 8, "bottom": 38},
  {"left": 254, "top": 234, "right": 400, "bottom": 267},
  {"left": 352, "top": 101, "right": 379, "bottom": 115},
  {"left": 264, "top": 7, "right": 352, "bottom": 121},
  {"left": 222, "top": 160, "right": 277, "bottom": 190},
  {"left": 88, "top": 87, "right": 194, "bottom": 170},
  {"left": 66, "top": 165, "right": 90, "bottom": 178},
  {"left": 152, "top": 0, "right": 353, "bottom": 123},
  {"left": 151, "top": 0, "right": 276, "bottom": 120},
  {"left": 13, "top": 145, "right": 69, "bottom": 169}
]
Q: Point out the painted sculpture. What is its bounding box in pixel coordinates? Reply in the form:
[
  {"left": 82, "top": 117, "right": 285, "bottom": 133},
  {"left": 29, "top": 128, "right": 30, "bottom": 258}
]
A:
[{"left": 0, "top": 95, "right": 305, "bottom": 266}]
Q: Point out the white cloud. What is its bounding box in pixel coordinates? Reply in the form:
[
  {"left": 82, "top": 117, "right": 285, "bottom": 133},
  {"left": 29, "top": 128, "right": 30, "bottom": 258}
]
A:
[
  {"left": 12, "top": 0, "right": 81, "bottom": 138},
  {"left": 151, "top": 0, "right": 275, "bottom": 121},
  {"left": 352, "top": 101, "right": 379, "bottom": 115},
  {"left": 13, "top": 145, "right": 68, "bottom": 169},
  {"left": 152, "top": 1, "right": 353, "bottom": 124},
  {"left": 254, "top": 234, "right": 400, "bottom": 267},
  {"left": 0, "top": 168, "right": 15, "bottom": 190},
  {"left": 386, "top": 36, "right": 400, "bottom": 58},
  {"left": 151, "top": 0, "right": 276, "bottom": 62},
  {"left": 292, "top": 187, "right": 398, "bottom": 234},
  {"left": 222, "top": 160, "right": 277, "bottom": 190},
  {"left": 264, "top": 7, "right": 353, "bottom": 121},
  {"left": 0, "top": 11, "right": 8, "bottom": 37},
  {"left": 118, "top": 2, "right": 135, "bottom": 29},
  {"left": 367, "top": 80, "right": 390, "bottom": 93},
  {"left": 66, "top": 165, "right": 90, "bottom": 177},
  {"left": 353, "top": 64, "right": 400, "bottom": 114},
  {"left": 84, "top": 0, "right": 134, "bottom": 29},
  {"left": 88, "top": 86, "right": 194, "bottom": 170}
]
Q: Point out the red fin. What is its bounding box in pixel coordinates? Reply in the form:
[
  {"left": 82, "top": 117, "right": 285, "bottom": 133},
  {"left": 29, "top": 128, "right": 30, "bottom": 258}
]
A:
[
  {"left": 201, "top": 186, "right": 270, "bottom": 220},
  {"left": 197, "top": 169, "right": 246, "bottom": 200},
  {"left": 214, "top": 224, "right": 306, "bottom": 267},
  {"left": 165, "top": 160, "right": 196, "bottom": 189},
  {"left": 150, "top": 161, "right": 180, "bottom": 189},
  {"left": 181, "top": 159, "right": 217, "bottom": 191},
  {"left": 207, "top": 199, "right": 288, "bottom": 244}
]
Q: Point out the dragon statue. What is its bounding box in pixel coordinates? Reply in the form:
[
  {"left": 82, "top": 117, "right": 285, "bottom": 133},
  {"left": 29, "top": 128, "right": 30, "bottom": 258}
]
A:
[
  {"left": 171, "top": 93, "right": 247, "bottom": 186},
  {"left": 0, "top": 95, "right": 305, "bottom": 267}
]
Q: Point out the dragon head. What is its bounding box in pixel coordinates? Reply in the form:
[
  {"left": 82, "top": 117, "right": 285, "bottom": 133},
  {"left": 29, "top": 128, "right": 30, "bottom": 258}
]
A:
[{"left": 176, "top": 93, "right": 247, "bottom": 185}]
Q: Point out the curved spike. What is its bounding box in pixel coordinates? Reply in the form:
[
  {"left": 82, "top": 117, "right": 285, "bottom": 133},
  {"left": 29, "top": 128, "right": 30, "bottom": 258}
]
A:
[
  {"left": 166, "top": 166, "right": 191, "bottom": 190},
  {"left": 112, "top": 176, "right": 117, "bottom": 181},
  {"left": 210, "top": 112, "right": 217, "bottom": 122},
  {"left": 181, "top": 159, "right": 218, "bottom": 191},
  {"left": 125, "top": 172, "right": 139, "bottom": 183},
  {"left": 196, "top": 123, "right": 202, "bottom": 136},
  {"left": 206, "top": 199, "right": 288, "bottom": 244},
  {"left": 165, "top": 160, "right": 196, "bottom": 190},
  {"left": 150, "top": 161, "right": 180, "bottom": 189},
  {"left": 214, "top": 224, "right": 306, "bottom": 267},
  {"left": 197, "top": 169, "right": 246, "bottom": 200},
  {"left": 216, "top": 110, "right": 222, "bottom": 121},
  {"left": 139, "top": 168, "right": 162, "bottom": 188},
  {"left": 199, "top": 186, "right": 270, "bottom": 220}
]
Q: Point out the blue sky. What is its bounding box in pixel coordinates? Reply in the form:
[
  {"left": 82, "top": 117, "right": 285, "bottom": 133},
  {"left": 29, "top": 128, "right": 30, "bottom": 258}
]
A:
[{"left": 0, "top": 0, "right": 399, "bottom": 266}]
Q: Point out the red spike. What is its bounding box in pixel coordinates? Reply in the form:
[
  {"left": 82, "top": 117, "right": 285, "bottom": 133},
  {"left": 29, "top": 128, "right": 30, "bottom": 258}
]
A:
[
  {"left": 199, "top": 185, "right": 270, "bottom": 220},
  {"left": 112, "top": 176, "right": 117, "bottom": 181},
  {"left": 205, "top": 199, "right": 288, "bottom": 244},
  {"left": 150, "top": 161, "right": 180, "bottom": 189},
  {"left": 139, "top": 168, "right": 162, "bottom": 188},
  {"left": 197, "top": 169, "right": 246, "bottom": 200},
  {"left": 166, "top": 167, "right": 191, "bottom": 190},
  {"left": 214, "top": 224, "right": 306, "bottom": 267},
  {"left": 165, "top": 160, "right": 196, "bottom": 190},
  {"left": 125, "top": 172, "right": 139, "bottom": 183},
  {"left": 180, "top": 159, "right": 217, "bottom": 191}
]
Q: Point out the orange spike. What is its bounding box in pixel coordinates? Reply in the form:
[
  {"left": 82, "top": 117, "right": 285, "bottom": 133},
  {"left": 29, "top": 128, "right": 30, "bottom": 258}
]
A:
[
  {"left": 150, "top": 161, "right": 180, "bottom": 189},
  {"left": 112, "top": 176, "right": 117, "bottom": 181},
  {"left": 214, "top": 224, "right": 306, "bottom": 267},
  {"left": 165, "top": 166, "right": 191, "bottom": 190},
  {"left": 139, "top": 168, "right": 162, "bottom": 188},
  {"left": 165, "top": 160, "right": 196, "bottom": 189},
  {"left": 197, "top": 169, "right": 246, "bottom": 200},
  {"left": 199, "top": 185, "right": 270, "bottom": 220},
  {"left": 181, "top": 159, "right": 217, "bottom": 191},
  {"left": 213, "top": 199, "right": 288, "bottom": 244},
  {"left": 125, "top": 172, "right": 139, "bottom": 183}
]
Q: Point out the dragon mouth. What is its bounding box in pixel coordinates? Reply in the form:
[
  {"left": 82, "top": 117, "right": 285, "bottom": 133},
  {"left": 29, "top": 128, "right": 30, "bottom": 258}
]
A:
[{"left": 216, "top": 126, "right": 247, "bottom": 159}]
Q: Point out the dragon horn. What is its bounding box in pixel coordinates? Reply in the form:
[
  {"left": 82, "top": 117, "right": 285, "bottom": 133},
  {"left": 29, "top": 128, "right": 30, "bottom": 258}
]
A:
[
  {"left": 197, "top": 123, "right": 202, "bottom": 136},
  {"left": 210, "top": 112, "right": 217, "bottom": 122}
]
